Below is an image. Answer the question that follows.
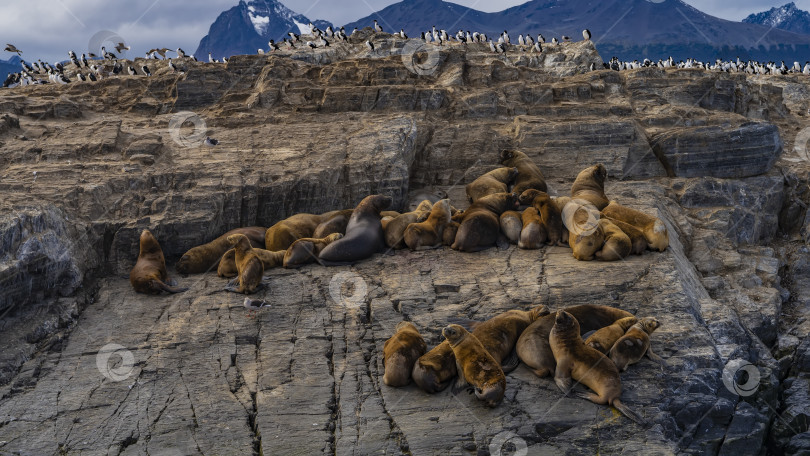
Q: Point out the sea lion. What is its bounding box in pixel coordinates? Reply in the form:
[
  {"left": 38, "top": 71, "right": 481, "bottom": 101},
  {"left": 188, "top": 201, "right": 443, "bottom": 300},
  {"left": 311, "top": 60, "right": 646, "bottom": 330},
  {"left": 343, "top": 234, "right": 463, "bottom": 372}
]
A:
[
  {"left": 520, "top": 189, "right": 564, "bottom": 246},
  {"left": 403, "top": 199, "right": 452, "bottom": 250},
  {"left": 443, "top": 324, "right": 506, "bottom": 407},
  {"left": 176, "top": 227, "right": 266, "bottom": 274},
  {"left": 313, "top": 209, "right": 354, "bottom": 238},
  {"left": 585, "top": 316, "right": 638, "bottom": 354},
  {"left": 265, "top": 213, "right": 324, "bottom": 251},
  {"left": 452, "top": 192, "right": 520, "bottom": 252},
  {"left": 224, "top": 234, "right": 264, "bottom": 294},
  {"left": 283, "top": 233, "right": 343, "bottom": 268},
  {"left": 603, "top": 216, "right": 647, "bottom": 255},
  {"left": 217, "top": 247, "right": 285, "bottom": 278},
  {"left": 550, "top": 310, "right": 645, "bottom": 424},
  {"left": 471, "top": 306, "right": 549, "bottom": 372},
  {"left": 499, "top": 210, "right": 522, "bottom": 244},
  {"left": 466, "top": 167, "right": 518, "bottom": 203},
  {"left": 318, "top": 194, "right": 392, "bottom": 265},
  {"left": 383, "top": 321, "right": 427, "bottom": 387},
  {"left": 380, "top": 211, "right": 401, "bottom": 219},
  {"left": 499, "top": 149, "right": 548, "bottom": 194},
  {"left": 412, "top": 341, "right": 457, "bottom": 393},
  {"left": 516, "top": 304, "right": 634, "bottom": 378},
  {"left": 570, "top": 164, "right": 609, "bottom": 211},
  {"left": 407, "top": 188, "right": 448, "bottom": 211},
  {"left": 130, "top": 229, "right": 188, "bottom": 294},
  {"left": 442, "top": 221, "right": 460, "bottom": 246},
  {"left": 601, "top": 201, "right": 669, "bottom": 252},
  {"left": 552, "top": 196, "right": 571, "bottom": 243},
  {"left": 609, "top": 317, "right": 664, "bottom": 371},
  {"left": 519, "top": 207, "right": 546, "bottom": 249},
  {"left": 569, "top": 215, "right": 605, "bottom": 261},
  {"left": 595, "top": 218, "right": 632, "bottom": 261},
  {"left": 385, "top": 200, "right": 433, "bottom": 249}
]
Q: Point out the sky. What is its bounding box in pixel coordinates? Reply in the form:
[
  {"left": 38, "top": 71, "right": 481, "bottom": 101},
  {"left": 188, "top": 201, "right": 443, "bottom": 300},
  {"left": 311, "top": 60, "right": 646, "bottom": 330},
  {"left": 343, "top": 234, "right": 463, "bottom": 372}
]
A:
[{"left": 1, "top": 0, "right": 809, "bottom": 64}]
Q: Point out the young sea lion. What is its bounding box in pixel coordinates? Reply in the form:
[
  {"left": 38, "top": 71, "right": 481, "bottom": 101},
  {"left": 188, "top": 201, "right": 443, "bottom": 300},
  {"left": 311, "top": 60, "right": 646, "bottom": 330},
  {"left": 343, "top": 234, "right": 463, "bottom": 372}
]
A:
[
  {"left": 585, "top": 316, "right": 638, "bottom": 354},
  {"left": 516, "top": 304, "right": 634, "bottom": 378},
  {"left": 313, "top": 209, "right": 354, "bottom": 238},
  {"left": 466, "top": 167, "right": 518, "bottom": 203},
  {"left": 217, "top": 247, "right": 285, "bottom": 278},
  {"left": 595, "top": 218, "right": 632, "bottom": 261},
  {"left": 499, "top": 210, "right": 523, "bottom": 244},
  {"left": 224, "top": 234, "right": 264, "bottom": 294},
  {"left": 602, "top": 216, "right": 647, "bottom": 255},
  {"left": 403, "top": 199, "right": 452, "bottom": 250},
  {"left": 550, "top": 310, "right": 646, "bottom": 424},
  {"left": 499, "top": 150, "right": 547, "bottom": 194},
  {"left": 452, "top": 192, "right": 520, "bottom": 252},
  {"left": 383, "top": 321, "right": 428, "bottom": 387},
  {"left": 570, "top": 164, "right": 609, "bottom": 211},
  {"left": 520, "top": 189, "right": 564, "bottom": 246},
  {"left": 519, "top": 207, "right": 546, "bottom": 249},
  {"left": 318, "top": 194, "right": 392, "bottom": 265},
  {"left": 283, "top": 233, "right": 343, "bottom": 268},
  {"left": 443, "top": 324, "right": 506, "bottom": 407},
  {"left": 412, "top": 341, "right": 457, "bottom": 393},
  {"left": 384, "top": 200, "right": 433, "bottom": 249},
  {"left": 176, "top": 227, "right": 266, "bottom": 274},
  {"left": 601, "top": 201, "right": 669, "bottom": 252},
  {"left": 609, "top": 317, "right": 664, "bottom": 371},
  {"left": 130, "top": 229, "right": 188, "bottom": 294},
  {"left": 471, "top": 306, "right": 549, "bottom": 372}
]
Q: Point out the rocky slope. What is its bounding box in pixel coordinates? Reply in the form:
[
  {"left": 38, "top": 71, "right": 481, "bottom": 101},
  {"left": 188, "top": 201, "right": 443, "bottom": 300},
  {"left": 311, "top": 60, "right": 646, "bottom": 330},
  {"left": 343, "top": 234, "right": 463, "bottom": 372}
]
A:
[{"left": 0, "top": 35, "right": 809, "bottom": 455}]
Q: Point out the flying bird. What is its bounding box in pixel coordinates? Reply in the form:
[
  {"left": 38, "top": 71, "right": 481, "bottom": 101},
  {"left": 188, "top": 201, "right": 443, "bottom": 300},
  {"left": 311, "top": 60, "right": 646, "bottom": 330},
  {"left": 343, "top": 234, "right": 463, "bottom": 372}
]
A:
[
  {"left": 114, "top": 42, "right": 130, "bottom": 53},
  {"left": 4, "top": 44, "right": 22, "bottom": 56}
]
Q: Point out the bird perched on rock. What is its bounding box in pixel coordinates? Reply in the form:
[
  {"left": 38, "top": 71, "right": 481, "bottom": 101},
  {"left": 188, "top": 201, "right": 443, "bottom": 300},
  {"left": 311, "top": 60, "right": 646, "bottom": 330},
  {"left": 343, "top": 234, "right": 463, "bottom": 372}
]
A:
[
  {"left": 583, "top": 29, "right": 592, "bottom": 41},
  {"left": 365, "top": 40, "right": 375, "bottom": 51},
  {"left": 4, "top": 44, "right": 22, "bottom": 56},
  {"left": 141, "top": 65, "right": 151, "bottom": 76},
  {"left": 204, "top": 136, "right": 219, "bottom": 146},
  {"left": 374, "top": 20, "right": 383, "bottom": 32}
]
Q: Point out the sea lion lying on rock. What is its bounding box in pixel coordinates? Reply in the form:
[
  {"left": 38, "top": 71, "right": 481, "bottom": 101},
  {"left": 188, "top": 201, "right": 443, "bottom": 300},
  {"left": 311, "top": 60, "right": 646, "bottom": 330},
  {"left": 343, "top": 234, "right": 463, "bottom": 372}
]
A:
[
  {"left": 217, "top": 248, "right": 285, "bottom": 278},
  {"left": 283, "top": 233, "right": 343, "bottom": 268},
  {"left": 318, "top": 194, "right": 392, "bottom": 266},
  {"left": 466, "top": 167, "right": 518, "bottom": 203},
  {"left": 601, "top": 201, "right": 669, "bottom": 252},
  {"left": 383, "top": 321, "right": 427, "bottom": 387},
  {"left": 499, "top": 149, "right": 547, "bottom": 194},
  {"left": 452, "top": 192, "right": 520, "bottom": 252},
  {"left": 403, "top": 199, "right": 452, "bottom": 250},
  {"left": 176, "top": 227, "right": 266, "bottom": 274}
]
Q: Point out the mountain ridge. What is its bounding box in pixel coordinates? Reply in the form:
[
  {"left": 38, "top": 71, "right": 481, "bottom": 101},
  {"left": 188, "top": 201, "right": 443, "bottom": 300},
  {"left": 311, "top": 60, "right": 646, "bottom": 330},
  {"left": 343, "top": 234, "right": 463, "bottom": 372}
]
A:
[{"left": 743, "top": 2, "right": 810, "bottom": 36}]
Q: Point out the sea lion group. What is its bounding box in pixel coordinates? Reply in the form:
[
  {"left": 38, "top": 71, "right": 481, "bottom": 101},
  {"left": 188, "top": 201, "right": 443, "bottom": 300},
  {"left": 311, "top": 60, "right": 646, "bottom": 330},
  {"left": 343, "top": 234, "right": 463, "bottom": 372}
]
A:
[{"left": 384, "top": 304, "right": 664, "bottom": 424}]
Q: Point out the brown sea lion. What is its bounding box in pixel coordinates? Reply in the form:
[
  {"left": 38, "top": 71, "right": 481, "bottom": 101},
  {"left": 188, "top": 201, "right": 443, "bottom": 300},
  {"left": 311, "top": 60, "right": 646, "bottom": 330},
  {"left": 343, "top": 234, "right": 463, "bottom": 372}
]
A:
[
  {"left": 217, "top": 247, "right": 285, "bottom": 278},
  {"left": 519, "top": 207, "right": 546, "bottom": 249},
  {"left": 265, "top": 213, "right": 324, "bottom": 252},
  {"left": 570, "top": 164, "right": 609, "bottom": 211},
  {"left": 313, "top": 209, "right": 354, "bottom": 238},
  {"left": 471, "top": 306, "right": 549, "bottom": 372},
  {"left": 552, "top": 196, "right": 572, "bottom": 243},
  {"left": 585, "top": 316, "right": 638, "bottom": 354},
  {"left": 516, "top": 304, "right": 634, "bottom": 378},
  {"left": 384, "top": 200, "right": 433, "bottom": 249},
  {"left": 550, "top": 310, "right": 645, "bottom": 424},
  {"left": 601, "top": 201, "right": 669, "bottom": 252},
  {"left": 224, "top": 234, "right": 264, "bottom": 294},
  {"left": 520, "top": 189, "right": 564, "bottom": 246},
  {"left": 380, "top": 211, "right": 401, "bottom": 219},
  {"left": 176, "top": 227, "right": 266, "bottom": 274},
  {"left": 130, "top": 229, "right": 188, "bottom": 294},
  {"left": 283, "top": 233, "right": 343, "bottom": 268},
  {"left": 568, "top": 209, "right": 605, "bottom": 261},
  {"left": 603, "top": 216, "right": 647, "bottom": 255},
  {"left": 412, "top": 341, "right": 457, "bottom": 393},
  {"left": 499, "top": 150, "right": 547, "bottom": 194},
  {"left": 443, "top": 324, "right": 506, "bottom": 407},
  {"left": 452, "top": 192, "right": 520, "bottom": 252},
  {"left": 318, "top": 194, "right": 392, "bottom": 265},
  {"left": 609, "top": 317, "right": 664, "bottom": 371},
  {"left": 499, "top": 210, "right": 523, "bottom": 244},
  {"left": 442, "top": 221, "right": 460, "bottom": 246},
  {"left": 466, "top": 167, "right": 518, "bottom": 203},
  {"left": 595, "top": 219, "right": 632, "bottom": 261},
  {"left": 404, "top": 199, "right": 452, "bottom": 250},
  {"left": 383, "top": 321, "right": 428, "bottom": 387}
]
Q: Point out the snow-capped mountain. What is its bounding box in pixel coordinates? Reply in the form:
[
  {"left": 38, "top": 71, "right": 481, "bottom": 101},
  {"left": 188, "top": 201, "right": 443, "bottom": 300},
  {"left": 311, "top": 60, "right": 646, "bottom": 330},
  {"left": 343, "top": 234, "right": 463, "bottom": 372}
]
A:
[
  {"left": 743, "top": 2, "right": 810, "bottom": 36},
  {"left": 0, "top": 56, "right": 21, "bottom": 77},
  {"left": 195, "top": 0, "right": 332, "bottom": 60}
]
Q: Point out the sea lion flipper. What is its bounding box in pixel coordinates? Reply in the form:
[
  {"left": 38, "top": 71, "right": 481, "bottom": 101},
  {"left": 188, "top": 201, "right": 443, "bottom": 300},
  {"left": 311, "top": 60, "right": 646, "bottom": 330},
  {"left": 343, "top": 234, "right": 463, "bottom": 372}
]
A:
[
  {"left": 496, "top": 234, "right": 510, "bottom": 250},
  {"left": 500, "top": 349, "right": 520, "bottom": 374},
  {"left": 554, "top": 376, "right": 572, "bottom": 395},
  {"left": 610, "top": 399, "right": 647, "bottom": 425},
  {"left": 646, "top": 347, "right": 666, "bottom": 366},
  {"left": 153, "top": 280, "right": 188, "bottom": 294}
]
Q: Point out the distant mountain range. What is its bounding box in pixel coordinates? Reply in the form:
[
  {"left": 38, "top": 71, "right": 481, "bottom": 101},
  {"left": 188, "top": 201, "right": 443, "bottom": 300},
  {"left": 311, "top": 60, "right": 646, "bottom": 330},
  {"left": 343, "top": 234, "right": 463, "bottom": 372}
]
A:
[
  {"left": 1, "top": 56, "right": 21, "bottom": 77},
  {"left": 195, "top": 0, "right": 332, "bottom": 60},
  {"left": 194, "top": 0, "right": 810, "bottom": 63},
  {"left": 743, "top": 2, "right": 810, "bottom": 36}
]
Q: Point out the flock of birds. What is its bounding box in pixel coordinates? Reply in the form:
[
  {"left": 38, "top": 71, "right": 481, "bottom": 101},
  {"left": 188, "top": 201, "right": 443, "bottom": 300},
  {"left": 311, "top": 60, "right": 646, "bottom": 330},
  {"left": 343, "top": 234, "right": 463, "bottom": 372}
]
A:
[{"left": 5, "top": 19, "right": 810, "bottom": 89}]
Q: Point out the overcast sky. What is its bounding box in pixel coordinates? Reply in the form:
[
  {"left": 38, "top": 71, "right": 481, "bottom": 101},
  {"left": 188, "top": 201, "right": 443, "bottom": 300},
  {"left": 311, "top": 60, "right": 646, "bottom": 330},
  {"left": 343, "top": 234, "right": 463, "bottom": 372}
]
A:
[{"left": 1, "top": 0, "right": 808, "bottom": 64}]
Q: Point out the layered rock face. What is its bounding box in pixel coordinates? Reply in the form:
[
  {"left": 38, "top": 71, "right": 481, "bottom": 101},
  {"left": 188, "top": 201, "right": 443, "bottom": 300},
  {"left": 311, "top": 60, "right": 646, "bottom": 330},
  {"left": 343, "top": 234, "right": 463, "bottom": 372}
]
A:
[{"left": 1, "top": 36, "right": 809, "bottom": 455}]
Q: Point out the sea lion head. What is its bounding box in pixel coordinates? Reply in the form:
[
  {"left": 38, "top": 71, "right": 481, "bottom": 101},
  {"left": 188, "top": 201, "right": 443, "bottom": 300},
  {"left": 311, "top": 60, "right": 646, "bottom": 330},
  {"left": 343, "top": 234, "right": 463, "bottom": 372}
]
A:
[
  {"left": 395, "top": 321, "right": 417, "bottom": 332},
  {"left": 442, "top": 324, "right": 467, "bottom": 346},
  {"left": 530, "top": 305, "right": 551, "bottom": 321},
  {"left": 554, "top": 310, "right": 580, "bottom": 333},
  {"left": 648, "top": 220, "right": 669, "bottom": 251},
  {"left": 591, "top": 163, "right": 607, "bottom": 184},
  {"left": 518, "top": 189, "right": 546, "bottom": 206},
  {"left": 227, "top": 233, "right": 251, "bottom": 251},
  {"left": 638, "top": 317, "right": 661, "bottom": 334},
  {"left": 138, "top": 229, "right": 161, "bottom": 254},
  {"left": 367, "top": 194, "right": 393, "bottom": 212},
  {"left": 175, "top": 252, "right": 195, "bottom": 274},
  {"left": 499, "top": 149, "right": 516, "bottom": 164},
  {"left": 508, "top": 192, "right": 521, "bottom": 210},
  {"left": 475, "top": 381, "right": 506, "bottom": 408}
]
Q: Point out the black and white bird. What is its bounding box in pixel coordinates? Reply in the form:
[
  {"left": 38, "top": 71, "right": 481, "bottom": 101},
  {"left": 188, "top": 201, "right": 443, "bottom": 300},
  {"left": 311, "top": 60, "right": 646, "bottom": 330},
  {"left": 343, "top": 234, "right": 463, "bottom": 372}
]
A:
[
  {"left": 502, "top": 30, "right": 510, "bottom": 44},
  {"left": 533, "top": 41, "right": 542, "bottom": 53},
  {"left": 208, "top": 52, "right": 215, "bottom": 63},
  {"left": 268, "top": 40, "right": 279, "bottom": 51},
  {"left": 76, "top": 72, "right": 86, "bottom": 82},
  {"left": 537, "top": 34, "right": 545, "bottom": 44},
  {"left": 127, "top": 65, "right": 136, "bottom": 76},
  {"left": 562, "top": 35, "right": 571, "bottom": 42},
  {"left": 167, "top": 58, "right": 177, "bottom": 73},
  {"left": 81, "top": 53, "right": 89, "bottom": 67},
  {"left": 141, "top": 65, "right": 151, "bottom": 76},
  {"left": 374, "top": 20, "right": 383, "bottom": 32},
  {"left": 365, "top": 40, "right": 375, "bottom": 51},
  {"left": 306, "top": 41, "right": 317, "bottom": 49},
  {"left": 583, "top": 29, "right": 591, "bottom": 41},
  {"left": 326, "top": 26, "right": 334, "bottom": 37},
  {"left": 4, "top": 44, "right": 22, "bottom": 56},
  {"left": 495, "top": 42, "right": 505, "bottom": 54},
  {"left": 399, "top": 29, "right": 407, "bottom": 39},
  {"left": 204, "top": 136, "right": 219, "bottom": 146},
  {"left": 101, "top": 46, "right": 116, "bottom": 60},
  {"left": 288, "top": 32, "right": 300, "bottom": 43},
  {"left": 177, "top": 47, "right": 187, "bottom": 58},
  {"left": 551, "top": 37, "right": 559, "bottom": 45},
  {"left": 113, "top": 61, "right": 123, "bottom": 74},
  {"left": 88, "top": 72, "right": 97, "bottom": 81},
  {"left": 489, "top": 40, "right": 496, "bottom": 53}
]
